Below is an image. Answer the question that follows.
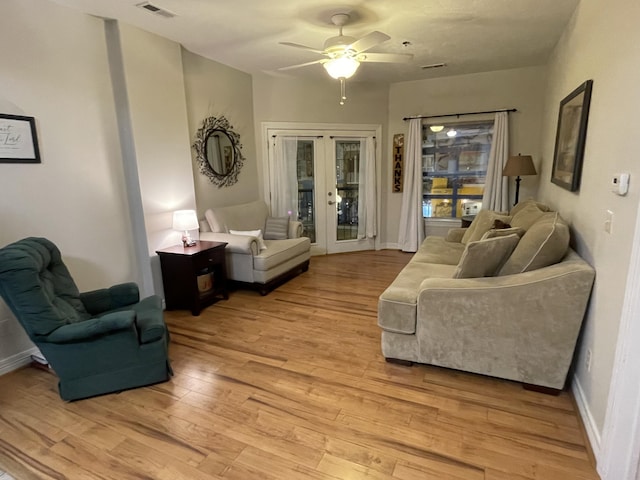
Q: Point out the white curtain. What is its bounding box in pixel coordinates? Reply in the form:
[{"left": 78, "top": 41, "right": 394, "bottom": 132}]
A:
[
  {"left": 272, "top": 136, "right": 299, "bottom": 217},
  {"left": 357, "top": 137, "right": 377, "bottom": 239},
  {"left": 482, "top": 112, "right": 510, "bottom": 212},
  {"left": 398, "top": 118, "right": 425, "bottom": 252}
]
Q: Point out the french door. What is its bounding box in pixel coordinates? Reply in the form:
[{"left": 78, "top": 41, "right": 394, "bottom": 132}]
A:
[{"left": 264, "top": 124, "right": 380, "bottom": 255}]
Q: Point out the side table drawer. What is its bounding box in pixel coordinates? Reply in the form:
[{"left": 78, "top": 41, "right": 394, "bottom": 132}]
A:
[{"left": 193, "top": 247, "right": 225, "bottom": 271}]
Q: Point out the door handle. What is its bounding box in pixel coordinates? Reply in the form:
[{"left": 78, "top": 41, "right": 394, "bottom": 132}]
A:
[{"left": 328, "top": 200, "right": 335, "bottom": 205}]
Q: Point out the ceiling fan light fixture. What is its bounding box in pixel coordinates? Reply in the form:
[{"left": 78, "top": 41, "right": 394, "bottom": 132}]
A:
[
  {"left": 323, "top": 57, "right": 360, "bottom": 79},
  {"left": 429, "top": 125, "right": 444, "bottom": 132},
  {"left": 446, "top": 128, "right": 457, "bottom": 137}
]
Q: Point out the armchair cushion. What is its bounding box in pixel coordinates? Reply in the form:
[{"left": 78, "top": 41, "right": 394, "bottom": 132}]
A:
[
  {"left": 0, "top": 237, "right": 90, "bottom": 336},
  {"left": 264, "top": 216, "right": 289, "bottom": 240}
]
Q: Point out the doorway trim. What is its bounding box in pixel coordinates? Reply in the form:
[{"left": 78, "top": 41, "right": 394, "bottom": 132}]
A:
[
  {"left": 597, "top": 202, "right": 640, "bottom": 480},
  {"left": 261, "top": 122, "right": 383, "bottom": 253}
]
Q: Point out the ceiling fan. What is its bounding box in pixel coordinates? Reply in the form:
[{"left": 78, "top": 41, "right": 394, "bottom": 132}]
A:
[{"left": 279, "top": 13, "right": 413, "bottom": 104}]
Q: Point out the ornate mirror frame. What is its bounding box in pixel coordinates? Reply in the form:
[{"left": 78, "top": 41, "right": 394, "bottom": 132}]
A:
[{"left": 192, "top": 116, "right": 244, "bottom": 188}]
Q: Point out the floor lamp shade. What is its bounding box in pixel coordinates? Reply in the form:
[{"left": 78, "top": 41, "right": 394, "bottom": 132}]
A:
[{"left": 503, "top": 155, "right": 537, "bottom": 205}]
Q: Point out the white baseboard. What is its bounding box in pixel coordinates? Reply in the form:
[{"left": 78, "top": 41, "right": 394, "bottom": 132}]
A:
[
  {"left": 0, "top": 346, "right": 41, "bottom": 376},
  {"left": 379, "top": 243, "right": 400, "bottom": 250},
  {"left": 572, "top": 376, "right": 602, "bottom": 460}
]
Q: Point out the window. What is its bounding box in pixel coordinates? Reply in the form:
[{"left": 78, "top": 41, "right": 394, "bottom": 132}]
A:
[{"left": 422, "top": 121, "right": 493, "bottom": 218}]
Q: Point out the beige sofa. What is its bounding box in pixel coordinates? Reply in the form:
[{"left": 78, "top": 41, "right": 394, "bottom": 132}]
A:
[
  {"left": 200, "top": 200, "right": 311, "bottom": 294},
  {"left": 378, "top": 199, "right": 595, "bottom": 391}
]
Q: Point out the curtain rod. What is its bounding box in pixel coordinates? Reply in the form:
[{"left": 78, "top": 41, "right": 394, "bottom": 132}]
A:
[{"left": 403, "top": 108, "right": 517, "bottom": 121}]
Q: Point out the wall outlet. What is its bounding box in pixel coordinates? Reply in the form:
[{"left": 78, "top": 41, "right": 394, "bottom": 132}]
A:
[{"left": 585, "top": 348, "right": 592, "bottom": 372}]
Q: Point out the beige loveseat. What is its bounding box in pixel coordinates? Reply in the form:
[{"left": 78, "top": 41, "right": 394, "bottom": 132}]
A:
[
  {"left": 200, "top": 200, "right": 311, "bottom": 294},
  {"left": 378, "top": 199, "right": 595, "bottom": 391}
]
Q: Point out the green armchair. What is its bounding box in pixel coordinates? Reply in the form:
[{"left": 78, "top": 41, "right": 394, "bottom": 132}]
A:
[{"left": 0, "top": 237, "right": 171, "bottom": 401}]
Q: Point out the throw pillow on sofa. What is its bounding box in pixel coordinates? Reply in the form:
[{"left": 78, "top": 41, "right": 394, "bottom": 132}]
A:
[
  {"left": 498, "top": 212, "right": 570, "bottom": 275},
  {"left": 481, "top": 227, "right": 526, "bottom": 240},
  {"left": 509, "top": 199, "right": 551, "bottom": 217},
  {"left": 454, "top": 234, "right": 520, "bottom": 278},
  {"left": 510, "top": 203, "right": 547, "bottom": 231},
  {"left": 264, "top": 216, "right": 289, "bottom": 240},
  {"left": 461, "top": 210, "right": 512, "bottom": 244},
  {"left": 229, "top": 229, "right": 267, "bottom": 251}
]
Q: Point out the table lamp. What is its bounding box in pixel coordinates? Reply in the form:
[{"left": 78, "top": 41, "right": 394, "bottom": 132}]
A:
[
  {"left": 172, "top": 209, "right": 199, "bottom": 247},
  {"left": 503, "top": 154, "right": 537, "bottom": 205}
]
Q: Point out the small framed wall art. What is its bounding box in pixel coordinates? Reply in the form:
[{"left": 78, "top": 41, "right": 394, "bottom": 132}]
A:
[
  {"left": 0, "top": 114, "right": 41, "bottom": 164},
  {"left": 550, "top": 80, "right": 593, "bottom": 191}
]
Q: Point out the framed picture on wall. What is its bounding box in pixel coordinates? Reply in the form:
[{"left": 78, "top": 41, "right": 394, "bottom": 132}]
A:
[
  {"left": 0, "top": 114, "right": 41, "bottom": 164},
  {"left": 550, "top": 80, "right": 593, "bottom": 192}
]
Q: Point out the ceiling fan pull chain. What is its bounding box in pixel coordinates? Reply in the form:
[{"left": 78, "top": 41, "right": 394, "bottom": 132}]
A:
[{"left": 340, "top": 78, "right": 347, "bottom": 105}]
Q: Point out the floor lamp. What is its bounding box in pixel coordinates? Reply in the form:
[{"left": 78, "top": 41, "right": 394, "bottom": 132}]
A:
[{"left": 503, "top": 154, "right": 537, "bottom": 205}]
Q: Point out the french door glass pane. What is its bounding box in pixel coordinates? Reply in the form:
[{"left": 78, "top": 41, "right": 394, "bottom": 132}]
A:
[
  {"left": 335, "top": 140, "right": 359, "bottom": 241},
  {"left": 296, "top": 140, "right": 315, "bottom": 243}
]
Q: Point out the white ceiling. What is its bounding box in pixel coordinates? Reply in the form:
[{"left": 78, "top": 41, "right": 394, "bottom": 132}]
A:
[{"left": 52, "top": 0, "right": 579, "bottom": 84}]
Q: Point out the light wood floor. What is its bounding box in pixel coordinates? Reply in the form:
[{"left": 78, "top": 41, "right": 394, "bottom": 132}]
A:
[{"left": 0, "top": 250, "right": 599, "bottom": 479}]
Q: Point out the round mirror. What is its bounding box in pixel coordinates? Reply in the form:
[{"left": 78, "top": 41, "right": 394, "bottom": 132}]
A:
[
  {"left": 193, "top": 116, "right": 244, "bottom": 188},
  {"left": 205, "top": 130, "right": 235, "bottom": 176}
]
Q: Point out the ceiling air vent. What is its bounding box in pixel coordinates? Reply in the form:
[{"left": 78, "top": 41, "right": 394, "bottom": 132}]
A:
[
  {"left": 136, "top": 2, "right": 176, "bottom": 18},
  {"left": 421, "top": 63, "right": 447, "bottom": 70}
]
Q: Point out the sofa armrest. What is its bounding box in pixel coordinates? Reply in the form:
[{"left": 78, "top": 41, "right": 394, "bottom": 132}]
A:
[
  {"left": 289, "top": 220, "right": 303, "bottom": 239},
  {"left": 199, "top": 232, "right": 258, "bottom": 255},
  {"left": 80, "top": 283, "right": 140, "bottom": 315},
  {"left": 415, "top": 258, "right": 595, "bottom": 388},
  {"left": 445, "top": 228, "right": 467, "bottom": 243},
  {"left": 45, "top": 311, "right": 136, "bottom": 343}
]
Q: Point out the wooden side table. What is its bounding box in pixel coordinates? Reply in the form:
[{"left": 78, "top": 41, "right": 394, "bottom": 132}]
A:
[
  {"left": 156, "top": 241, "right": 228, "bottom": 316},
  {"left": 461, "top": 215, "right": 477, "bottom": 228}
]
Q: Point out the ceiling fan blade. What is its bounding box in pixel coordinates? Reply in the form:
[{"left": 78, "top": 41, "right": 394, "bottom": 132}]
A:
[
  {"left": 357, "top": 52, "right": 413, "bottom": 63},
  {"left": 279, "top": 42, "right": 326, "bottom": 55},
  {"left": 278, "top": 59, "right": 326, "bottom": 71},
  {"left": 349, "top": 31, "right": 390, "bottom": 53}
]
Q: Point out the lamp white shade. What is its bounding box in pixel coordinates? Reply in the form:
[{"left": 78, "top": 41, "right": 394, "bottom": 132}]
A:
[
  {"left": 323, "top": 57, "right": 360, "bottom": 79},
  {"left": 172, "top": 210, "right": 199, "bottom": 231}
]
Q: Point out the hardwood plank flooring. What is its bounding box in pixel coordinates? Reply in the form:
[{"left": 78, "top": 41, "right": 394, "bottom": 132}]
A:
[{"left": 0, "top": 250, "right": 599, "bottom": 479}]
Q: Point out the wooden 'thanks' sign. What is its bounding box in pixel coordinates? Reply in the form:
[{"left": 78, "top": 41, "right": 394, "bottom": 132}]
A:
[{"left": 393, "top": 134, "right": 404, "bottom": 193}]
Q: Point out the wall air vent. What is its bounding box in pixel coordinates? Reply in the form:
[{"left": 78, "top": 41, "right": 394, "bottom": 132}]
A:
[
  {"left": 421, "top": 63, "right": 447, "bottom": 70},
  {"left": 136, "top": 2, "right": 176, "bottom": 18}
]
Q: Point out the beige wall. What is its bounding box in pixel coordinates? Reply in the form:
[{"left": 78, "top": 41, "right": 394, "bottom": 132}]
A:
[
  {"left": 117, "top": 24, "right": 197, "bottom": 253},
  {"left": 536, "top": 0, "right": 640, "bottom": 435},
  {"left": 252, "top": 73, "right": 389, "bottom": 224},
  {"left": 182, "top": 49, "right": 258, "bottom": 217},
  {"left": 0, "top": 1, "right": 136, "bottom": 369},
  {"left": 387, "top": 66, "right": 548, "bottom": 247}
]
